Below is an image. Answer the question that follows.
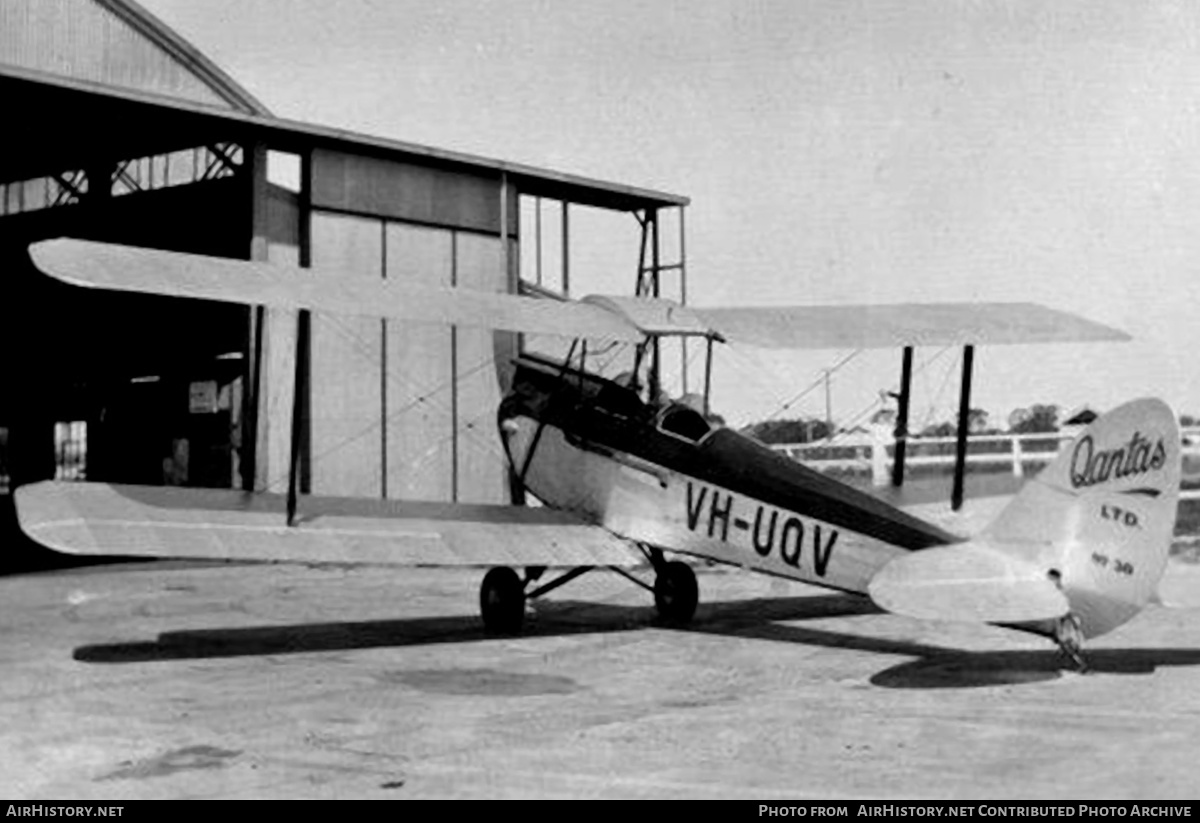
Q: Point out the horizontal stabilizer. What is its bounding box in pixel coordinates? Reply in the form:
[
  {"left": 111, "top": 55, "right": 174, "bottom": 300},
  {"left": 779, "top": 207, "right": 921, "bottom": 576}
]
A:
[
  {"left": 29, "top": 239, "right": 643, "bottom": 343},
  {"left": 868, "top": 541, "right": 1070, "bottom": 624},
  {"left": 1148, "top": 565, "right": 1200, "bottom": 610},
  {"left": 694, "top": 303, "right": 1129, "bottom": 350},
  {"left": 16, "top": 481, "right": 641, "bottom": 569},
  {"left": 874, "top": 398, "right": 1180, "bottom": 639}
]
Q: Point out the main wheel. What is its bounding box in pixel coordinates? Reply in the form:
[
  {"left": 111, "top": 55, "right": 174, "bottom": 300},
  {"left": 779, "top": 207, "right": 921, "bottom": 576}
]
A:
[
  {"left": 480, "top": 566, "right": 525, "bottom": 634},
  {"left": 654, "top": 561, "right": 698, "bottom": 625}
]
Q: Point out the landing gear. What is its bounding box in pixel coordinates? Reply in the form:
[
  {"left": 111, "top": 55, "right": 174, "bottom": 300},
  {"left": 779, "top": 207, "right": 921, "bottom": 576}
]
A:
[
  {"left": 478, "top": 566, "right": 587, "bottom": 633},
  {"left": 480, "top": 567, "right": 525, "bottom": 634},
  {"left": 654, "top": 560, "right": 698, "bottom": 625},
  {"left": 477, "top": 554, "right": 699, "bottom": 633},
  {"left": 1054, "top": 612, "right": 1090, "bottom": 674}
]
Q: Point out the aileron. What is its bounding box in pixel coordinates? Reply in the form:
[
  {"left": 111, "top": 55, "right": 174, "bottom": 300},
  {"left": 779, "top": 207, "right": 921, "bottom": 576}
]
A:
[{"left": 695, "top": 302, "right": 1130, "bottom": 350}]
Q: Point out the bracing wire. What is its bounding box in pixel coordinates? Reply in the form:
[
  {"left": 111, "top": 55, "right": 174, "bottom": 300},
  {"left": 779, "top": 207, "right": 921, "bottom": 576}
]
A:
[
  {"left": 268, "top": 314, "right": 633, "bottom": 495},
  {"left": 764, "top": 350, "right": 861, "bottom": 422},
  {"left": 265, "top": 315, "right": 512, "bottom": 492},
  {"left": 920, "top": 347, "right": 960, "bottom": 432},
  {"left": 828, "top": 346, "right": 953, "bottom": 442}
]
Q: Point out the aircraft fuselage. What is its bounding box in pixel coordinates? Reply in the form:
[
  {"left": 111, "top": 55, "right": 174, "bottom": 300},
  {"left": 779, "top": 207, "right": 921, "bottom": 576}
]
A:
[{"left": 498, "top": 356, "right": 959, "bottom": 595}]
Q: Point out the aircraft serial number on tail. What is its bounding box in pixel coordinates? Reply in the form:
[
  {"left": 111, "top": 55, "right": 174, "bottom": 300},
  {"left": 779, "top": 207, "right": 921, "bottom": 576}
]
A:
[
  {"left": 684, "top": 482, "right": 838, "bottom": 576},
  {"left": 1092, "top": 552, "right": 1135, "bottom": 575}
]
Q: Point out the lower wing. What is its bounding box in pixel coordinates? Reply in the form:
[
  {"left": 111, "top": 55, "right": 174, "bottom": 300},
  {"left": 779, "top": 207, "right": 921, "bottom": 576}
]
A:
[{"left": 15, "top": 481, "right": 641, "bottom": 568}]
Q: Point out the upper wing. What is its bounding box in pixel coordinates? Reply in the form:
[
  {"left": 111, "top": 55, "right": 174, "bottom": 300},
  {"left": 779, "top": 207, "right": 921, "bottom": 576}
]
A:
[
  {"left": 15, "top": 481, "right": 642, "bottom": 568},
  {"left": 29, "top": 239, "right": 643, "bottom": 343},
  {"left": 30, "top": 239, "right": 1129, "bottom": 350},
  {"left": 693, "top": 303, "right": 1130, "bottom": 349}
]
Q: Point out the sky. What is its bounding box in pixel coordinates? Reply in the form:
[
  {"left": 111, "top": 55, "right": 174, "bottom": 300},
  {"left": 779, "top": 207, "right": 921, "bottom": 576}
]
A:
[{"left": 145, "top": 0, "right": 1200, "bottom": 429}]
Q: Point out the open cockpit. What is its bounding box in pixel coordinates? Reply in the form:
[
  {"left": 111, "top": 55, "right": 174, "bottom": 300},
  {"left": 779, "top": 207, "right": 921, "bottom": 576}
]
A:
[{"left": 503, "top": 351, "right": 716, "bottom": 445}]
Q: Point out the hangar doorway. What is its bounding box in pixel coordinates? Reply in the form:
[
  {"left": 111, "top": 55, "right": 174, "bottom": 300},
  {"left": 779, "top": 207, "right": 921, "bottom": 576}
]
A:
[{"left": 0, "top": 179, "right": 252, "bottom": 563}]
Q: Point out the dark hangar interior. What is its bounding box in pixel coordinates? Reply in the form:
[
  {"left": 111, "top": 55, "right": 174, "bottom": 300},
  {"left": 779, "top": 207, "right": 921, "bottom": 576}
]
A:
[{"left": 0, "top": 0, "right": 689, "bottom": 566}]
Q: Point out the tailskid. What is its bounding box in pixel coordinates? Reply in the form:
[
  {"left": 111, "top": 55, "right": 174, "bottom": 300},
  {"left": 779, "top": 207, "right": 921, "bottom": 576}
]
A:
[{"left": 1053, "top": 613, "right": 1090, "bottom": 674}]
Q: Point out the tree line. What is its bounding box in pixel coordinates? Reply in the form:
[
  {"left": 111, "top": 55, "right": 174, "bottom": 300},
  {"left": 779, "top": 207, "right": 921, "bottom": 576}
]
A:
[{"left": 742, "top": 403, "right": 1182, "bottom": 445}]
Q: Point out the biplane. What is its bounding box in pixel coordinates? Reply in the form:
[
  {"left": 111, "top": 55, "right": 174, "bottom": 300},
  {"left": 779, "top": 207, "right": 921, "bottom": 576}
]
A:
[{"left": 13, "top": 238, "right": 1181, "bottom": 671}]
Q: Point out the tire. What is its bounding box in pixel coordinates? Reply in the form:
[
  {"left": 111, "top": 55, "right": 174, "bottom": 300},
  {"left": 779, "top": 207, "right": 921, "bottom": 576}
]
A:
[
  {"left": 480, "top": 567, "right": 525, "bottom": 634},
  {"left": 654, "top": 561, "right": 698, "bottom": 625}
]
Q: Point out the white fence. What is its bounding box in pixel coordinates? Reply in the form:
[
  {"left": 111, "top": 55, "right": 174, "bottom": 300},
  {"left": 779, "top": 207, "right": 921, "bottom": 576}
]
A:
[{"left": 770, "top": 427, "right": 1200, "bottom": 499}]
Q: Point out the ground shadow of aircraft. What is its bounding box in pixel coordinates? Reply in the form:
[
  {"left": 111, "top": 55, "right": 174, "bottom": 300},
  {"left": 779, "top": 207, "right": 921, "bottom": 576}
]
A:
[
  {"left": 71, "top": 591, "right": 872, "bottom": 663},
  {"left": 868, "top": 647, "right": 1200, "bottom": 688},
  {"left": 72, "top": 589, "right": 1200, "bottom": 689}
]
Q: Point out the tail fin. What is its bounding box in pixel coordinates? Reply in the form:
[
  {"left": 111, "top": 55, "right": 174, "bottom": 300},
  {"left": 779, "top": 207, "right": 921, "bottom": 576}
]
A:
[
  {"left": 985, "top": 397, "right": 1179, "bottom": 636},
  {"left": 870, "top": 398, "right": 1180, "bottom": 637}
]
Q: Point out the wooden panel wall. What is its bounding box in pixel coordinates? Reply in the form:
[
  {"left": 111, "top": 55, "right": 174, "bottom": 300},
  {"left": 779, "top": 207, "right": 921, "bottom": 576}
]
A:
[
  {"left": 384, "top": 223, "right": 454, "bottom": 501},
  {"left": 290, "top": 204, "right": 514, "bottom": 502},
  {"left": 308, "top": 213, "right": 382, "bottom": 498},
  {"left": 259, "top": 243, "right": 299, "bottom": 493},
  {"left": 453, "top": 233, "right": 511, "bottom": 504},
  {"left": 311, "top": 149, "right": 519, "bottom": 236}
]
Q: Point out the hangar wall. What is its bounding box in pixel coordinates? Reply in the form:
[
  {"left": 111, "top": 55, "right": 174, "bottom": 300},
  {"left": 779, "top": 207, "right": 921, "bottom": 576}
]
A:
[
  {"left": 0, "top": 0, "right": 687, "bottom": 575},
  {"left": 255, "top": 149, "right": 518, "bottom": 504}
]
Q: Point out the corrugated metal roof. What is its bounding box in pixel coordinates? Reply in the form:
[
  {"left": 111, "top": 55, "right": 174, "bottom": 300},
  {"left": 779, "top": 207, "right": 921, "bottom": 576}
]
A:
[
  {"left": 0, "top": 63, "right": 689, "bottom": 212},
  {"left": 97, "top": 0, "right": 270, "bottom": 114},
  {"left": 0, "top": 0, "right": 268, "bottom": 115}
]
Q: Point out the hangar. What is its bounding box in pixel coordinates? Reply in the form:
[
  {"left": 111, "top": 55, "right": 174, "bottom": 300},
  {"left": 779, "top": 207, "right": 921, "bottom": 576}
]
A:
[{"left": 0, "top": 0, "right": 689, "bottom": 558}]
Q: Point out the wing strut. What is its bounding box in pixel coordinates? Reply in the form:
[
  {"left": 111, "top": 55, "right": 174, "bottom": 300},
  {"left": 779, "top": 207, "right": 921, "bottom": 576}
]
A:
[
  {"left": 703, "top": 335, "right": 715, "bottom": 417},
  {"left": 891, "top": 346, "right": 913, "bottom": 487},
  {"left": 951, "top": 344, "right": 975, "bottom": 511}
]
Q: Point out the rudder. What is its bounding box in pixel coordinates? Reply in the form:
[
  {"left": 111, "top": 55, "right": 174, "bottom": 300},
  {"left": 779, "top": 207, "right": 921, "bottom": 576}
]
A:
[{"left": 983, "top": 398, "right": 1180, "bottom": 638}]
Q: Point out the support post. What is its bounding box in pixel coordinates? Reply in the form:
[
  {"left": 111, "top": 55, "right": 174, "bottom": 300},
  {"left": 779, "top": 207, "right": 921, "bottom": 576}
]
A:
[
  {"left": 286, "top": 309, "right": 311, "bottom": 526},
  {"left": 241, "top": 306, "right": 264, "bottom": 491},
  {"left": 242, "top": 142, "right": 270, "bottom": 492},
  {"left": 286, "top": 149, "right": 313, "bottom": 524},
  {"left": 679, "top": 206, "right": 689, "bottom": 396},
  {"left": 561, "top": 202, "right": 570, "bottom": 295},
  {"left": 891, "top": 346, "right": 913, "bottom": 487},
  {"left": 380, "top": 223, "right": 388, "bottom": 500},
  {"left": 650, "top": 210, "right": 661, "bottom": 298},
  {"left": 650, "top": 209, "right": 661, "bottom": 401},
  {"left": 951, "top": 345, "right": 975, "bottom": 512},
  {"left": 635, "top": 212, "right": 649, "bottom": 295},
  {"left": 535, "top": 196, "right": 543, "bottom": 287},
  {"left": 500, "top": 173, "right": 512, "bottom": 292}
]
